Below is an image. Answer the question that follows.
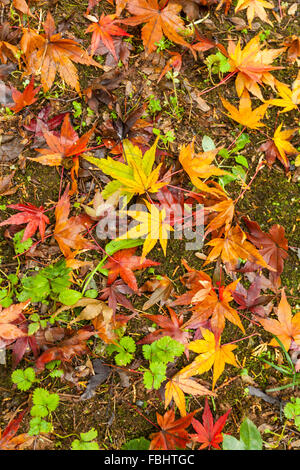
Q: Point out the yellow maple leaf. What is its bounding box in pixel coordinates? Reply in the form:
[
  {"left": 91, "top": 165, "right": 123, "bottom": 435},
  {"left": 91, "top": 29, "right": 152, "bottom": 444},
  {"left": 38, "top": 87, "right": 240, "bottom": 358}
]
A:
[
  {"left": 179, "top": 139, "right": 227, "bottom": 196},
  {"left": 165, "top": 371, "right": 215, "bottom": 417},
  {"left": 227, "top": 34, "right": 285, "bottom": 100},
  {"left": 179, "top": 328, "right": 239, "bottom": 389},
  {"left": 272, "top": 123, "right": 297, "bottom": 166},
  {"left": 116, "top": 200, "right": 173, "bottom": 262},
  {"left": 235, "top": 0, "right": 274, "bottom": 28},
  {"left": 221, "top": 91, "right": 268, "bottom": 129},
  {"left": 84, "top": 137, "right": 167, "bottom": 203},
  {"left": 268, "top": 76, "right": 300, "bottom": 113}
]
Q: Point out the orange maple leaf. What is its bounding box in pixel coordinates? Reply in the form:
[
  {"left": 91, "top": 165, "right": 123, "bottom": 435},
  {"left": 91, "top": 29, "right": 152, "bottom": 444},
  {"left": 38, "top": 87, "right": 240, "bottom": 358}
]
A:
[
  {"left": 54, "top": 185, "right": 95, "bottom": 259},
  {"left": 149, "top": 409, "right": 196, "bottom": 450},
  {"left": 121, "top": 0, "right": 192, "bottom": 56},
  {"left": 227, "top": 34, "right": 285, "bottom": 100},
  {"left": 259, "top": 290, "right": 300, "bottom": 351},
  {"left": 204, "top": 224, "right": 272, "bottom": 271},
  {"left": 9, "top": 76, "right": 41, "bottom": 113},
  {"left": 179, "top": 139, "right": 227, "bottom": 196},
  {"left": 184, "top": 278, "right": 245, "bottom": 338},
  {"left": 21, "top": 11, "right": 101, "bottom": 93}
]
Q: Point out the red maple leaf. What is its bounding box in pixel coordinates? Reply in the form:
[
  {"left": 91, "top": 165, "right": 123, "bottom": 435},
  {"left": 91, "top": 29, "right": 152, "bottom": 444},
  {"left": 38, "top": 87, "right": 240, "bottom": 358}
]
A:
[
  {"left": 0, "top": 203, "right": 50, "bottom": 242},
  {"left": 189, "top": 398, "right": 231, "bottom": 449},
  {"left": 138, "top": 307, "right": 191, "bottom": 347},
  {"left": 23, "top": 105, "right": 67, "bottom": 143},
  {"left": 102, "top": 247, "right": 160, "bottom": 292},
  {"left": 9, "top": 76, "right": 41, "bottom": 113},
  {"left": 150, "top": 409, "right": 196, "bottom": 450},
  {"left": 0, "top": 409, "right": 33, "bottom": 450},
  {"left": 86, "top": 13, "right": 130, "bottom": 60}
]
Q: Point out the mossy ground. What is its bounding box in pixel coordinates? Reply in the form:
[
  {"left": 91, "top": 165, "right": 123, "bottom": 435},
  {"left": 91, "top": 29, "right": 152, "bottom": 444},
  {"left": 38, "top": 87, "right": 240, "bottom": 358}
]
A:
[{"left": 0, "top": 0, "right": 299, "bottom": 451}]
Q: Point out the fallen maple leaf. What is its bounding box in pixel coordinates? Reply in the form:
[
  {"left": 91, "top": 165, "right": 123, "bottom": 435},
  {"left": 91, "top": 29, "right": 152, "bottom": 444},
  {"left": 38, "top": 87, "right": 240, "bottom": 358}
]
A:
[
  {"left": 54, "top": 185, "right": 95, "bottom": 259},
  {"left": 243, "top": 217, "right": 288, "bottom": 280},
  {"left": 102, "top": 247, "right": 160, "bottom": 292},
  {"left": 179, "top": 328, "right": 239, "bottom": 389},
  {"left": 179, "top": 139, "right": 227, "bottom": 196},
  {"left": 204, "top": 224, "right": 272, "bottom": 271},
  {"left": 227, "top": 35, "right": 284, "bottom": 100},
  {"left": 235, "top": 0, "right": 274, "bottom": 28},
  {"left": 221, "top": 91, "right": 268, "bottom": 129},
  {"left": 165, "top": 371, "right": 215, "bottom": 417},
  {"left": 9, "top": 76, "right": 41, "bottom": 113},
  {"left": 0, "top": 409, "right": 34, "bottom": 450},
  {"left": 32, "top": 113, "right": 95, "bottom": 167},
  {"left": 21, "top": 11, "right": 101, "bottom": 93},
  {"left": 204, "top": 192, "right": 235, "bottom": 237},
  {"left": 259, "top": 290, "right": 300, "bottom": 351},
  {"left": 283, "top": 35, "right": 300, "bottom": 64},
  {"left": 0, "top": 301, "right": 29, "bottom": 343},
  {"left": 184, "top": 278, "right": 245, "bottom": 338},
  {"left": 140, "top": 275, "right": 174, "bottom": 310},
  {"left": 117, "top": 199, "right": 173, "bottom": 262},
  {"left": 267, "top": 76, "right": 300, "bottom": 113},
  {"left": 259, "top": 123, "right": 297, "bottom": 170},
  {"left": 86, "top": 13, "right": 130, "bottom": 59},
  {"left": 32, "top": 113, "right": 96, "bottom": 193},
  {"left": 99, "top": 279, "right": 136, "bottom": 315},
  {"left": 84, "top": 137, "right": 167, "bottom": 203},
  {"left": 170, "top": 263, "right": 213, "bottom": 307},
  {"left": 121, "top": 0, "right": 192, "bottom": 56},
  {"left": 35, "top": 328, "right": 95, "bottom": 370},
  {"left": 138, "top": 307, "right": 191, "bottom": 346},
  {"left": 0, "top": 203, "right": 49, "bottom": 241},
  {"left": 149, "top": 408, "right": 196, "bottom": 450},
  {"left": 189, "top": 398, "right": 231, "bottom": 449},
  {"left": 0, "top": 21, "right": 20, "bottom": 64},
  {"left": 232, "top": 276, "right": 273, "bottom": 317},
  {"left": 13, "top": 0, "right": 33, "bottom": 17}
]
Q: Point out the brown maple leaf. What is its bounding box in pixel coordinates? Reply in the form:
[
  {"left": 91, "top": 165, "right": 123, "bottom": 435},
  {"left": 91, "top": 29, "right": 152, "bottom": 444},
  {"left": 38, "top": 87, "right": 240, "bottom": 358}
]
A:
[
  {"left": 259, "top": 123, "right": 297, "bottom": 171},
  {"left": 121, "top": 0, "right": 192, "bottom": 56},
  {"left": 21, "top": 11, "right": 102, "bottom": 93},
  {"left": 35, "top": 327, "right": 95, "bottom": 370},
  {"left": 283, "top": 35, "right": 300, "bottom": 64}
]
